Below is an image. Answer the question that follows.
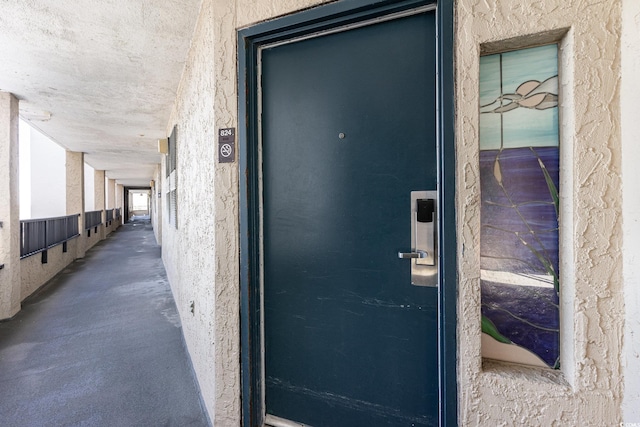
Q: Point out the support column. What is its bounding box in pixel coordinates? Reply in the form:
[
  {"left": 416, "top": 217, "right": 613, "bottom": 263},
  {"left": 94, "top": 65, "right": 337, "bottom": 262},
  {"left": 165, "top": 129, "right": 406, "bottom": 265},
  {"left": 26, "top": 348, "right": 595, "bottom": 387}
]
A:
[
  {"left": 107, "top": 178, "right": 115, "bottom": 229},
  {"left": 127, "top": 191, "right": 133, "bottom": 221},
  {"left": 116, "top": 184, "right": 124, "bottom": 222},
  {"left": 107, "top": 178, "right": 115, "bottom": 210},
  {"left": 94, "top": 170, "right": 105, "bottom": 239},
  {"left": 66, "top": 151, "right": 85, "bottom": 259},
  {"left": 0, "top": 92, "right": 20, "bottom": 319}
]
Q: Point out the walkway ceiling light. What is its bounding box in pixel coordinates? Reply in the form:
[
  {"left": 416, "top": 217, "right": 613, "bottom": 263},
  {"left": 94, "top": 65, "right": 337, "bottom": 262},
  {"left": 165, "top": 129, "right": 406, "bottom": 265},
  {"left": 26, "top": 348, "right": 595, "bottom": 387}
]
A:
[{"left": 158, "top": 138, "right": 168, "bottom": 154}]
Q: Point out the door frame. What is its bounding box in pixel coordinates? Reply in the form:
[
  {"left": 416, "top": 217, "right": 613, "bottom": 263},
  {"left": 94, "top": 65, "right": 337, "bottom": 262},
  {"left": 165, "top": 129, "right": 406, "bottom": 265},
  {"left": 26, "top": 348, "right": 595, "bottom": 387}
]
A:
[{"left": 238, "top": 1, "right": 457, "bottom": 425}]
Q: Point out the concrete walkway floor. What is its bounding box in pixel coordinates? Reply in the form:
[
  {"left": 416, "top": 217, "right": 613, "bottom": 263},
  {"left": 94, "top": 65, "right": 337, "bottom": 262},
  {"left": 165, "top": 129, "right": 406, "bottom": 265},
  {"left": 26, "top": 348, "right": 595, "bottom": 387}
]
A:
[{"left": 0, "top": 220, "right": 210, "bottom": 427}]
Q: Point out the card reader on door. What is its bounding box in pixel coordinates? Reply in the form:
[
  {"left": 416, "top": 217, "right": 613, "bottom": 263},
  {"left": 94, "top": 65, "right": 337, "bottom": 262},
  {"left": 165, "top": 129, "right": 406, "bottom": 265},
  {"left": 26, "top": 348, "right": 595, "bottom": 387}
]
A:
[
  {"left": 398, "top": 191, "right": 438, "bottom": 287},
  {"left": 416, "top": 198, "right": 434, "bottom": 223},
  {"left": 414, "top": 196, "right": 436, "bottom": 267}
]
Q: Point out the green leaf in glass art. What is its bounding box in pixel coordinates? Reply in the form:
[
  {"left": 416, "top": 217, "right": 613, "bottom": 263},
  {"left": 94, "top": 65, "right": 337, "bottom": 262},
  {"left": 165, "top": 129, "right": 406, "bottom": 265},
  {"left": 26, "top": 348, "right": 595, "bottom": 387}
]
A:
[{"left": 482, "top": 314, "right": 512, "bottom": 344}]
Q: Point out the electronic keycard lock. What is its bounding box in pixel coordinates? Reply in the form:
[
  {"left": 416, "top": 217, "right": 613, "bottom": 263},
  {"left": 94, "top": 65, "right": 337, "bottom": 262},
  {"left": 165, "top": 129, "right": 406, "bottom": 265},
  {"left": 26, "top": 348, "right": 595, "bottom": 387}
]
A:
[{"left": 398, "top": 191, "right": 438, "bottom": 287}]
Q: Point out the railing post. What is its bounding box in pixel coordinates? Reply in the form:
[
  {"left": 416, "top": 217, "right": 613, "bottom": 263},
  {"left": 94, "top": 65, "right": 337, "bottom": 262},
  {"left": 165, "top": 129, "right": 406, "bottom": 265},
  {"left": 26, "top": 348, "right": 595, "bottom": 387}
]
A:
[
  {"left": 19, "top": 221, "right": 24, "bottom": 258},
  {"left": 41, "top": 220, "right": 48, "bottom": 264},
  {"left": 19, "top": 215, "right": 82, "bottom": 260}
]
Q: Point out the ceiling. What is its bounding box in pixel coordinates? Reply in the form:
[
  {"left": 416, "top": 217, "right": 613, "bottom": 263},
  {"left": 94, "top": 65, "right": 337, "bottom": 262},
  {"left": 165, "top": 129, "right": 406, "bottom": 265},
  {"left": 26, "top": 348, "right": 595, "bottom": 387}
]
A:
[{"left": 0, "top": 0, "right": 203, "bottom": 187}]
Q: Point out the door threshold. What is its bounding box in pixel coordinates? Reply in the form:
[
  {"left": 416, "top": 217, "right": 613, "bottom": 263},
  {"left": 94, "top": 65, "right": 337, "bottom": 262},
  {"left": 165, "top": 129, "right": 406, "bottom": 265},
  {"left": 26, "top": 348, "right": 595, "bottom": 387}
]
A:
[{"left": 265, "top": 414, "right": 311, "bottom": 427}]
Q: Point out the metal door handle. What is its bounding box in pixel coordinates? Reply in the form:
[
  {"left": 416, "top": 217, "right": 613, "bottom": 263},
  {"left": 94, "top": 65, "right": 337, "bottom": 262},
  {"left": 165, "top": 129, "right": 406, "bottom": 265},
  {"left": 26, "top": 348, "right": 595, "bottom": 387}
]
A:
[
  {"left": 402, "top": 191, "right": 438, "bottom": 287},
  {"left": 398, "top": 250, "right": 427, "bottom": 259}
]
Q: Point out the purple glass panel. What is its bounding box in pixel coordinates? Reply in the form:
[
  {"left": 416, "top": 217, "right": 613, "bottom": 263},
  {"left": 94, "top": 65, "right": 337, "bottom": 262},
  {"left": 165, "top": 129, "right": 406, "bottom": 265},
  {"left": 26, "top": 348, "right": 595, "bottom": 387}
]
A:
[{"left": 479, "top": 45, "right": 560, "bottom": 368}]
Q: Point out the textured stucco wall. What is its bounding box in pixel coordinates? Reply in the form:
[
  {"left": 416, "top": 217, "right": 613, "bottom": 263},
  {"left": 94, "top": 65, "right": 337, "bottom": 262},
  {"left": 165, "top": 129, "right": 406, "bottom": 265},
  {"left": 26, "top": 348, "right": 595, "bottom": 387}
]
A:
[
  {"left": 93, "top": 170, "right": 106, "bottom": 239},
  {"left": 66, "top": 152, "right": 85, "bottom": 216},
  {"left": 160, "top": 1, "right": 219, "bottom": 425},
  {"left": 162, "top": 0, "right": 217, "bottom": 420},
  {"left": 0, "top": 92, "right": 21, "bottom": 320},
  {"left": 622, "top": 0, "right": 640, "bottom": 422},
  {"left": 21, "top": 239, "right": 78, "bottom": 300},
  {"left": 106, "top": 178, "right": 117, "bottom": 235},
  {"left": 116, "top": 184, "right": 124, "bottom": 214},
  {"left": 456, "top": 0, "right": 624, "bottom": 425},
  {"left": 84, "top": 226, "right": 103, "bottom": 252},
  {"left": 104, "top": 218, "right": 120, "bottom": 236},
  {"left": 66, "top": 151, "right": 85, "bottom": 259},
  {"left": 107, "top": 179, "right": 115, "bottom": 209}
]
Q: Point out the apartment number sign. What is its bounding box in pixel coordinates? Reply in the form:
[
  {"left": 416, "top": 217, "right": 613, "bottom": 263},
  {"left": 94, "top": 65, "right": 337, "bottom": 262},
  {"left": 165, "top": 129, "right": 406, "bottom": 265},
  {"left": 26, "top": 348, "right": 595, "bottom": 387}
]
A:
[{"left": 218, "top": 128, "right": 235, "bottom": 163}]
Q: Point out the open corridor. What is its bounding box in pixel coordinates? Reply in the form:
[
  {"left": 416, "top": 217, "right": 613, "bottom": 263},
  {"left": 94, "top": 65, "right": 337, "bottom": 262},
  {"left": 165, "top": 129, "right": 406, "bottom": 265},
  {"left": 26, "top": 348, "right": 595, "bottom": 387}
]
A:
[{"left": 0, "top": 220, "right": 209, "bottom": 426}]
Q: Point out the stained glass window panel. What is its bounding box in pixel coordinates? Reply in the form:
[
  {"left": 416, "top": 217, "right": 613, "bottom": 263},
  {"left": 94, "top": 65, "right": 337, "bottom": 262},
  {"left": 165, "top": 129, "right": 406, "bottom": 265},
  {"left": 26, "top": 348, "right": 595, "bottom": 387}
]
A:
[{"left": 479, "top": 44, "right": 560, "bottom": 369}]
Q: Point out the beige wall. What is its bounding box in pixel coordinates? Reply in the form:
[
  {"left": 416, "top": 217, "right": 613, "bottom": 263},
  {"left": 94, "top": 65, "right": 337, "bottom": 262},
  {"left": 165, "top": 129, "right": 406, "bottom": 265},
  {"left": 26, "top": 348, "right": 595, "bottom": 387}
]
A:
[
  {"left": 107, "top": 178, "right": 116, "bottom": 209},
  {"left": 84, "top": 225, "right": 103, "bottom": 252},
  {"left": 162, "top": 0, "right": 217, "bottom": 419},
  {"left": 105, "top": 217, "right": 120, "bottom": 236},
  {"left": 66, "top": 151, "right": 86, "bottom": 259},
  {"left": 456, "top": 0, "right": 624, "bottom": 425},
  {"left": 161, "top": 0, "right": 635, "bottom": 425},
  {"left": 21, "top": 239, "right": 78, "bottom": 300},
  {"left": 116, "top": 184, "right": 124, "bottom": 213}
]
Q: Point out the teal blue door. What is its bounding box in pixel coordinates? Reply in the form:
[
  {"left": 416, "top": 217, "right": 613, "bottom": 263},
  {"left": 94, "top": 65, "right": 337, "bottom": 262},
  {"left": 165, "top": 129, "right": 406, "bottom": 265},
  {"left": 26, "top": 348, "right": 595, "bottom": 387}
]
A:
[{"left": 261, "top": 10, "right": 439, "bottom": 427}]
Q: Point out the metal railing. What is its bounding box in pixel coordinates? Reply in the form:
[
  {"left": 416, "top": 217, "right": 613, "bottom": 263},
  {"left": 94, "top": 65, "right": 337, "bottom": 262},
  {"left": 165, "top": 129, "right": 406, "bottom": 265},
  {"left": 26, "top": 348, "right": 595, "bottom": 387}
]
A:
[
  {"left": 106, "top": 209, "right": 113, "bottom": 222},
  {"left": 20, "top": 214, "right": 80, "bottom": 258},
  {"left": 85, "top": 210, "right": 102, "bottom": 230},
  {"left": 115, "top": 208, "right": 121, "bottom": 219}
]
